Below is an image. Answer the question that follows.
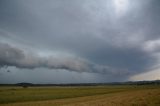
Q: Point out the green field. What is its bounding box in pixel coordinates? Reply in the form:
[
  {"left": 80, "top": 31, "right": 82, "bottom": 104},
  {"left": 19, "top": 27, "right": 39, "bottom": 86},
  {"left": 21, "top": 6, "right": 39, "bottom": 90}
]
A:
[{"left": 0, "top": 85, "right": 160, "bottom": 106}]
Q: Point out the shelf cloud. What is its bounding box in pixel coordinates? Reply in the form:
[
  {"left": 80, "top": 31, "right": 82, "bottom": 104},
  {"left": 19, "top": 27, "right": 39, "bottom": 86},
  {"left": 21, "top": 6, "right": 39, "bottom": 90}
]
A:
[
  {"left": 0, "top": 42, "right": 130, "bottom": 76},
  {"left": 0, "top": 0, "right": 160, "bottom": 83}
]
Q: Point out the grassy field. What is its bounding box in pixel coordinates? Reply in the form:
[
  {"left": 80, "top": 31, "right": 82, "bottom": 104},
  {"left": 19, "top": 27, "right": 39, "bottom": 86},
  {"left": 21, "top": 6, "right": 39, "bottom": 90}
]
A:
[{"left": 0, "top": 85, "right": 160, "bottom": 106}]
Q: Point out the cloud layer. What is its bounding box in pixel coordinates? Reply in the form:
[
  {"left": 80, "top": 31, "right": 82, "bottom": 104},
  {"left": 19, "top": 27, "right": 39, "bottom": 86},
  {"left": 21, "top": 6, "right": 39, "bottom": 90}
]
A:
[
  {"left": 0, "top": 42, "right": 129, "bottom": 76},
  {"left": 0, "top": 42, "right": 89, "bottom": 71},
  {"left": 0, "top": 0, "right": 160, "bottom": 83}
]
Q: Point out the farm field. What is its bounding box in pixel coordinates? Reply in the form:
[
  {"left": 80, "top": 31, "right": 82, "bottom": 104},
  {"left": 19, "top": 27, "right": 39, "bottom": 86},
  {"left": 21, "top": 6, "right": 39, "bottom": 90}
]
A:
[{"left": 0, "top": 85, "right": 160, "bottom": 106}]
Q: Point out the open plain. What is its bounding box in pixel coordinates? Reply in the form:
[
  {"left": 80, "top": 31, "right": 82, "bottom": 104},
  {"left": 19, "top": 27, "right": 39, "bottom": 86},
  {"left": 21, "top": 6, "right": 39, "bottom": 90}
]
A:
[{"left": 0, "top": 85, "right": 160, "bottom": 106}]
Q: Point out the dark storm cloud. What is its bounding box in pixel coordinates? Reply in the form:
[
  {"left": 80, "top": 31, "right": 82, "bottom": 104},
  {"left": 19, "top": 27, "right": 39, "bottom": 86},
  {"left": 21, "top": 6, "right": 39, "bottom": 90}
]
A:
[
  {"left": 86, "top": 46, "right": 156, "bottom": 72},
  {"left": 0, "top": 42, "right": 41, "bottom": 69},
  {"left": 0, "top": 42, "right": 88, "bottom": 71},
  {"left": 0, "top": 42, "right": 129, "bottom": 76},
  {"left": 0, "top": 0, "right": 160, "bottom": 83}
]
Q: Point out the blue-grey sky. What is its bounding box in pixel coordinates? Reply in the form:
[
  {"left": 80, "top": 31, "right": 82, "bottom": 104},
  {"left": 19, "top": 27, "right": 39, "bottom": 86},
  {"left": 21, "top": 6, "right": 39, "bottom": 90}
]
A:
[{"left": 0, "top": 0, "right": 160, "bottom": 83}]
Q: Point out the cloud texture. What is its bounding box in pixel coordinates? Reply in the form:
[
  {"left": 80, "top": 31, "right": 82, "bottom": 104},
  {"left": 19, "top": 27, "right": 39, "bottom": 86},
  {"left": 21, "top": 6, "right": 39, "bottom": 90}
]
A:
[
  {"left": 0, "top": 0, "right": 160, "bottom": 83},
  {"left": 0, "top": 42, "right": 128, "bottom": 76}
]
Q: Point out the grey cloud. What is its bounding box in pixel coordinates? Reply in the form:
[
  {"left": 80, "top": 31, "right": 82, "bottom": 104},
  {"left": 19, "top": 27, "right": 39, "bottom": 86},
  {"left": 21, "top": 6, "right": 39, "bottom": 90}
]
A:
[
  {"left": 0, "top": 42, "right": 128, "bottom": 76},
  {"left": 0, "top": 0, "right": 160, "bottom": 82},
  {"left": 0, "top": 42, "right": 87, "bottom": 71}
]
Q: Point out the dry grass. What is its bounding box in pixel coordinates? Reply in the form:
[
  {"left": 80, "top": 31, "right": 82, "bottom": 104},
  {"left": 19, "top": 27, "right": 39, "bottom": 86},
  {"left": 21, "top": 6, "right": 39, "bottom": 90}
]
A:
[
  {"left": 0, "top": 86, "right": 130, "bottom": 104},
  {"left": 0, "top": 87, "right": 159, "bottom": 106}
]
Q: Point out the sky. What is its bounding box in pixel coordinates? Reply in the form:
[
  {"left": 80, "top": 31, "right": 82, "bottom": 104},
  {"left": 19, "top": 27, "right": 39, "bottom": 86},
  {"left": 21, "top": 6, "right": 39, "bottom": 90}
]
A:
[{"left": 0, "top": 0, "right": 160, "bottom": 84}]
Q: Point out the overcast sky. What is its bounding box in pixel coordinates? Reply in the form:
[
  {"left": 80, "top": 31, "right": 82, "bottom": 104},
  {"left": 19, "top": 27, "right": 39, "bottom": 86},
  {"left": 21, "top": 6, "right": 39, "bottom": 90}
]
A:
[{"left": 0, "top": 0, "right": 160, "bottom": 84}]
